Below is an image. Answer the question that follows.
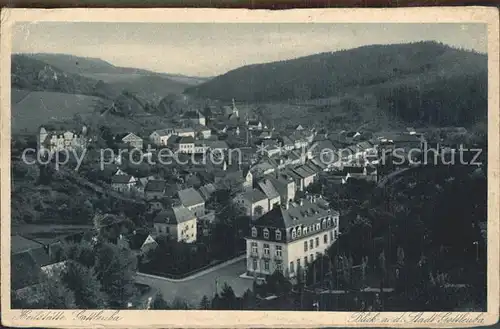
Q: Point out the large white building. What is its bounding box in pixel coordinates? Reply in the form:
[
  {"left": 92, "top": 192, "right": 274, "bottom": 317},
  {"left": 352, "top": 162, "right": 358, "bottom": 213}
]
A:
[
  {"left": 38, "top": 126, "right": 88, "bottom": 154},
  {"left": 153, "top": 205, "right": 197, "bottom": 243},
  {"left": 245, "top": 195, "right": 339, "bottom": 281}
]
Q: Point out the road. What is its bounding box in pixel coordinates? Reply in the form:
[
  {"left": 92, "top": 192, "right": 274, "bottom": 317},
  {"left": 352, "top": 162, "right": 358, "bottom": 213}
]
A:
[{"left": 135, "top": 257, "right": 253, "bottom": 308}]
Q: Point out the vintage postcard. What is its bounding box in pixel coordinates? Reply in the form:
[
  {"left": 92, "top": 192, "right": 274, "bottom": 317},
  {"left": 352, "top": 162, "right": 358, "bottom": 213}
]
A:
[{"left": 1, "top": 6, "right": 499, "bottom": 328}]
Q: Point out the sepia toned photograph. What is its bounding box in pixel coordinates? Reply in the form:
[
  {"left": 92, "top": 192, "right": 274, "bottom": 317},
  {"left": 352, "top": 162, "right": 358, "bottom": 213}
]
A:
[{"left": 1, "top": 7, "right": 498, "bottom": 328}]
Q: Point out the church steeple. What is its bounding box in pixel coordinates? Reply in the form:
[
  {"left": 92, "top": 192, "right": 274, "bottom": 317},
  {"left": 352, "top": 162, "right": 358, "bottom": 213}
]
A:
[{"left": 232, "top": 98, "right": 239, "bottom": 117}]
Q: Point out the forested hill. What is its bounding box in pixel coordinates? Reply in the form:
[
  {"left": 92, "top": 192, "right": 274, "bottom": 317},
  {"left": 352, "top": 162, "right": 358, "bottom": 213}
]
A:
[
  {"left": 185, "top": 41, "right": 487, "bottom": 127},
  {"left": 11, "top": 54, "right": 121, "bottom": 99}
]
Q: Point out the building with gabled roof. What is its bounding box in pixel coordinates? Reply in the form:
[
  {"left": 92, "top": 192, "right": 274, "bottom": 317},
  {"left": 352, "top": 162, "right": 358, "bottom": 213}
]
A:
[
  {"left": 153, "top": 206, "right": 197, "bottom": 243},
  {"left": 234, "top": 188, "right": 270, "bottom": 219},
  {"left": 181, "top": 110, "right": 206, "bottom": 126},
  {"left": 144, "top": 180, "right": 167, "bottom": 200},
  {"left": 258, "top": 179, "right": 281, "bottom": 210},
  {"left": 178, "top": 187, "right": 205, "bottom": 217},
  {"left": 245, "top": 194, "right": 339, "bottom": 279},
  {"left": 111, "top": 174, "right": 137, "bottom": 192},
  {"left": 119, "top": 132, "right": 143, "bottom": 150}
]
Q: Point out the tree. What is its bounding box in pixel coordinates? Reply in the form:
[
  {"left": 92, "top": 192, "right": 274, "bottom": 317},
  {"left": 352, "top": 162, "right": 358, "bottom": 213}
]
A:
[
  {"left": 35, "top": 276, "right": 77, "bottom": 309},
  {"left": 94, "top": 242, "right": 137, "bottom": 307},
  {"left": 199, "top": 295, "right": 211, "bottom": 310},
  {"left": 151, "top": 292, "right": 170, "bottom": 310},
  {"left": 171, "top": 297, "right": 189, "bottom": 310},
  {"left": 61, "top": 260, "right": 107, "bottom": 308}
]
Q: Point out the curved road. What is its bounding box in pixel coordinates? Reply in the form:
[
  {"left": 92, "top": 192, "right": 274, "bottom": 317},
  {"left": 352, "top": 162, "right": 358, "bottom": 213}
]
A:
[{"left": 135, "top": 257, "right": 253, "bottom": 307}]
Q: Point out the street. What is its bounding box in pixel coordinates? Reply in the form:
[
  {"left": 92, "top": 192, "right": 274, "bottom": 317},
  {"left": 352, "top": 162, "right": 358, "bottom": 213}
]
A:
[{"left": 135, "top": 257, "right": 253, "bottom": 308}]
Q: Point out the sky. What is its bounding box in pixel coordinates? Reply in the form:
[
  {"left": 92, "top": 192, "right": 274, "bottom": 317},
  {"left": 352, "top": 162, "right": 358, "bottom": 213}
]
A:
[{"left": 12, "top": 22, "right": 487, "bottom": 77}]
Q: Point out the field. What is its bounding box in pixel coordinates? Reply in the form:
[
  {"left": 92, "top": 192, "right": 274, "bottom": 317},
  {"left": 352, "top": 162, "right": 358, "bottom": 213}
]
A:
[{"left": 11, "top": 89, "right": 107, "bottom": 133}]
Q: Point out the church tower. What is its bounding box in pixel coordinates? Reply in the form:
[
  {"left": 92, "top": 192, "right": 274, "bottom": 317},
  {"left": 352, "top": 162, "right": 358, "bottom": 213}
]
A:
[{"left": 232, "top": 98, "right": 239, "bottom": 118}]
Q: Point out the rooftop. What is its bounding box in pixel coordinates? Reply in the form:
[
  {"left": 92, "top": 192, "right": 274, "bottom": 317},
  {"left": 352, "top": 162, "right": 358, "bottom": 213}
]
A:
[
  {"left": 145, "top": 180, "right": 167, "bottom": 193},
  {"left": 240, "top": 188, "right": 268, "bottom": 203},
  {"left": 153, "top": 206, "right": 196, "bottom": 224},
  {"left": 178, "top": 187, "right": 205, "bottom": 207}
]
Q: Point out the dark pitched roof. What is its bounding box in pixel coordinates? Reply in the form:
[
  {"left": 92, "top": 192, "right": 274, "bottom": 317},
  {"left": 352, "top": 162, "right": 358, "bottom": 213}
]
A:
[
  {"left": 11, "top": 252, "right": 43, "bottom": 290},
  {"left": 199, "top": 183, "right": 217, "bottom": 200},
  {"left": 182, "top": 110, "right": 204, "bottom": 119},
  {"left": 240, "top": 188, "right": 268, "bottom": 203},
  {"left": 344, "top": 166, "right": 365, "bottom": 174},
  {"left": 178, "top": 188, "right": 205, "bottom": 207},
  {"left": 145, "top": 180, "right": 167, "bottom": 193},
  {"left": 11, "top": 235, "right": 45, "bottom": 254},
  {"left": 153, "top": 206, "right": 196, "bottom": 224},
  {"left": 258, "top": 179, "right": 280, "bottom": 200},
  {"left": 179, "top": 136, "right": 195, "bottom": 144},
  {"left": 111, "top": 175, "right": 134, "bottom": 184},
  {"left": 253, "top": 197, "right": 334, "bottom": 231}
]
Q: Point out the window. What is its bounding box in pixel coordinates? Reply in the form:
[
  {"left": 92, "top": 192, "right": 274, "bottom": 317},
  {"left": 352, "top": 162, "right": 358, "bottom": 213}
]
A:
[
  {"left": 304, "top": 241, "right": 308, "bottom": 252},
  {"left": 290, "top": 261, "right": 295, "bottom": 273},
  {"left": 252, "top": 259, "right": 257, "bottom": 270},
  {"left": 315, "top": 237, "right": 319, "bottom": 247},
  {"left": 275, "top": 245, "right": 282, "bottom": 257},
  {"left": 251, "top": 227, "right": 257, "bottom": 237},
  {"left": 324, "top": 234, "right": 328, "bottom": 244},
  {"left": 310, "top": 254, "right": 314, "bottom": 262},
  {"left": 335, "top": 230, "right": 339, "bottom": 239},
  {"left": 291, "top": 228, "right": 296, "bottom": 239},
  {"left": 297, "top": 227, "right": 302, "bottom": 237},
  {"left": 263, "top": 228, "right": 269, "bottom": 239},
  {"left": 275, "top": 230, "right": 282, "bottom": 240},
  {"left": 327, "top": 218, "right": 331, "bottom": 227},
  {"left": 304, "top": 257, "right": 308, "bottom": 265},
  {"left": 264, "top": 260, "right": 270, "bottom": 271},
  {"left": 297, "top": 258, "right": 301, "bottom": 269},
  {"left": 264, "top": 243, "right": 270, "bottom": 255},
  {"left": 276, "top": 262, "right": 283, "bottom": 272},
  {"left": 322, "top": 220, "right": 326, "bottom": 229},
  {"left": 251, "top": 242, "right": 258, "bottom": 254},
  {"left": 330, "top": 230, "right": 334, "bottom": 241},
  {"left": 316, "top": 223, "right": 321, "bottom": 231},
  {"left": 309, "top": 239, "right": 314, "bottom": 249},
  {"left": 303, "top": 227, "right": 308, "bottom": 235}
]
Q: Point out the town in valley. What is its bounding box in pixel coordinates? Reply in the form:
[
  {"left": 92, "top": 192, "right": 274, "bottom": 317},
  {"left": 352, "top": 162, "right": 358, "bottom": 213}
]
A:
[{"left": 10, "top": 22, "right": 488, "bottom": 312}]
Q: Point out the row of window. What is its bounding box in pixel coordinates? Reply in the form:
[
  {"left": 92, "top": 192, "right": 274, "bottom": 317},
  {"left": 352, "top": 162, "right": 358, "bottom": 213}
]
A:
[
  {"left": 304, "top": 231, "right": 337, "bottom": 251},
  {"left": 251, "top": 217, "right": 338, "bottom": 241},
  {"left": 289, "top": 253, "right": 321, "bottom": 273},
  {"left": 251, "top": 258, "right": 282, "bottom": 272},
  {"left": 251, "top": 242, "right": 282, "bottom": 257}
]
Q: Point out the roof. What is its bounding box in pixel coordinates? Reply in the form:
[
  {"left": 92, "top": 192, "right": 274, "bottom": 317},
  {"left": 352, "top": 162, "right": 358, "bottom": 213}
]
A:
[
  {"left": 247, "top": 120, "right": 261, "bottom": 126},
  {"left": 258, "top": 179, "right": 280, "bottom": 200},
  {"left": 199, "top": 183, "right": 217, "bottom": 200},
  {"left": 11, "top": 252, "right": 43, "bottom": 290},
  {"left": 176, "top": 127, "right": 195, "bottom": 134},
  {"left": 153, "top": 206, "right": 196, "bottom": 224},
  {"left": 281, "top": 136, "right": 294, "bottom": 146},
  {"left": 179, "top": 136, "right": 195, "bottom": 144},
  {"left": 178, "top": 187, "right": 205, "bottom": 207},
  {"left": 11, "top": 235, "right": 45, "bottom": 254},
  {"left": 311, "top": 140, "right": 335, "bottom": 153},
  {"left": 145, "top": 180, "right": 167, "bottom": 193},
  {"left": 344, "top": 166, "right": 365, "bottom": 174},
  {"left": 253, "top": 196, "right": 335, "bottom": 231},
  {"left": 240, "top": 188, "right": 268, "bottom": 203},
  {"left": 205, "top": 140, "right": 229, "bottom": 149},
  {"left": 293, "top": 166, "right": 316, "bottom": 179},
  {"left": 121, "top": 132, "right": 143, "bottom": 142},
  {"left": 111, "top": 175, "right": 134, "bottom": 184},
  {"left": 152, "top": 128, "right": 174, "bottom": 137}
]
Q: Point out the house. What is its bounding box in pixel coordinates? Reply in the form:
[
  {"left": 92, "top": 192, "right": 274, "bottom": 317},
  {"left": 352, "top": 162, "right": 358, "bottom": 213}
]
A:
[
  {"left": 292, "top": 165, "right": 317, "bottom": 191},
  {"left": 266, "top": 172, "right": 296, "bottom": 205},
  {"left": 258, "top": 179, "right": 281, "bottom": 210},
  {"left": 195, "top": 125, "right": 212, "bottom": 139},
  {"left": 198, "top": 183, "right": 217, "bottom": 201},
  {"left": 181, "top": 110, "right": 206, "bottom": 126},
  {"left": 111, "top": 175, "right": 137, "bottom": 192},
  {"left": 343, "top": 165, "right": 378, "bottom": 182},
  {"left": 251, "top": 161, "right": 276, "bottom": 178},
  {"left": 309, "top": 139, "right": 335, "bottom": 159},
  {"left": 175, "top": 127, "right": 196, "bottom": 138},
  {"left": 117, "top": 230, "right": 158, "bottom": 255},
  {"left": 38, "top": 126, "right": 88, "bottom": 155},
  {"left": 120, "top": 133, "right": 143, "bottom": 149},
  {"left": 177, "top": 136, "right": 195, "bottom": 154},
  {"left": 245, "top": 195, "right": 340, "bottom": 280},
  {"left": 193, "top": 142, "right": 209, "bottom": 154},
  {"left": 344, "top": 131, "right": 361, "bottom": 143},
  {"left": 178, "top": 187, "right": 205, "bottom": 217},
  {"left": 281, "top": 136, "right": 295, "bottom": 152},
  {"left": 149, "top": 128, "right": 176, "bottom": 146},
  {"left": 259, "top": 139, "right": 282, "bottom": 157},
  {"left": 144, "top": 180, "right": 167, "bottom": 200},
  {"left": 153, "top": 206, "right": 197, "bottom": 243},
  {"left": 290, "top": 132, "right": 309, "bottom": 150},
  {"left": 234, "top": 189, "right": 270, "bottom": 219},
  {"left": 247, "top": 120, "right": 263, "bottom": 131}
]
